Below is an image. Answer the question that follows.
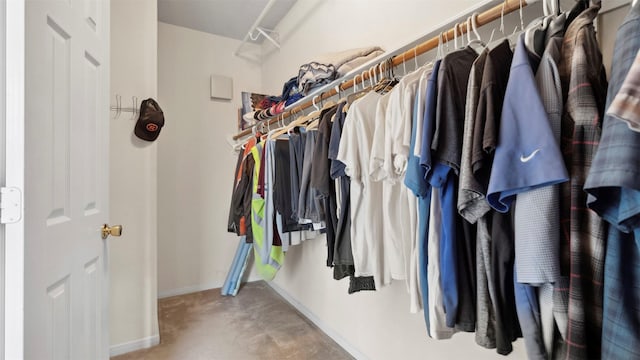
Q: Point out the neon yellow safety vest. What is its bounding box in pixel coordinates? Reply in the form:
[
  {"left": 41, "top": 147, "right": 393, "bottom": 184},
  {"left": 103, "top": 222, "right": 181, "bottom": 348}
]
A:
[{"left": 250, "top": 141, "right": 284, "bottom": 280}]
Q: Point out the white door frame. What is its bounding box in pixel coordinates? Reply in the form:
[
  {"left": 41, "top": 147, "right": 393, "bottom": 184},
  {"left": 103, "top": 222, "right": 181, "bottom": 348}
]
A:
[
  {"left": 4, "top": 0, "right": 25, "bottom": 359},
  {"left": 0, "top": 0, "right": 5, "bottom": 357}
]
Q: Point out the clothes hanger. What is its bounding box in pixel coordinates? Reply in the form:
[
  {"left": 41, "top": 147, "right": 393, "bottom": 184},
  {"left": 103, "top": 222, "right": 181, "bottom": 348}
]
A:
[
  {"left": 307, "top": 92, "right": 332, "bottom": 130},
  {"left": 374, "top": 58, "right": 398, "bottom": 94},
  {"left": 466, "top": 14, "right": 485, "bottom": 50},
  {"left": 271, "top": 110, "right": 296, "bottom": 139},
  {"left": 278, "top": 106, "right": 312, "bottom": 138},
  {"left": 453, "top": 22, "right": 459, "bottom": 50},
  {"left": 443, "top": 31, "right": 449, "bottom": 55},
  {"left": 321, "top": 95, "right": 337, "bottom": 110},
  {"left": 457, "top": 22, "right": 465, "bottom": 50},
  {"left": 436, "top": 32, "right": 445, "bottom": 61},
  {"left": 401, "top": 53, "right": 407, "bottom": 77},
  {"left": 524, "top": 0, "right": 555, "bottom": 57},
  {"left": 346, "top": 70, "right": 372, "bottom": 110},
  {"left": 492, "top": 0, "right": 522, "bottom": 49},
  {"left": 285, "top": 95, "right": 320, "bottom": 131}
]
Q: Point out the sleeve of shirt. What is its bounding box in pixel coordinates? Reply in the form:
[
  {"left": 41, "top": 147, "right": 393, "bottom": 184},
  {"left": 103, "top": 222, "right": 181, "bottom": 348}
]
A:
[
  {"left": 328, "top": 111, "right": 346, "bottom": 179},
  {"left": 393, "top": 82, "right": 417, "bottom": 177},
  {"left": 337, "top": 109, "right": 359, "bottom": 180},
  {"left": 413, "top": 73, "right": 429, "bottom": 157},
  {"left": 607, "top": 50, "right": 640, "bottom": 130},
  {"left": 585, "top": 27, "right": 640, "bottom": 232},
  {"left": 310, "top": 120, "right": 330, "bottom": 197},
  {"left": 420, "top": 62, "right": 441, "bottom": 178}
]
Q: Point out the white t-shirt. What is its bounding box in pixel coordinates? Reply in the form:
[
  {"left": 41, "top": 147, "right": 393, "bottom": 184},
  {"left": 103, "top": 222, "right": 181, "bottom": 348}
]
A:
[
  {"left": 409, "top": 73, "right": 431, "bottom": 314},
  {"left": 379, "top": 73, "right": 423, "bottom": 308},
  {"left": 337, "top": 91, "right": 388, "bottom": 287},
  {"left": 397, "top": 74, "right": 424, "bottom": 313},
  {"left": 413, "top": 66, "right": 434, "bottom": 157}
]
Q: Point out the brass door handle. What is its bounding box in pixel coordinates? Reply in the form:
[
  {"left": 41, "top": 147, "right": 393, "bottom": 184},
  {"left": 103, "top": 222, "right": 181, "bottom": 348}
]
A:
[{"left": 101, "top": 224, "right": 123, "bottom": 239}]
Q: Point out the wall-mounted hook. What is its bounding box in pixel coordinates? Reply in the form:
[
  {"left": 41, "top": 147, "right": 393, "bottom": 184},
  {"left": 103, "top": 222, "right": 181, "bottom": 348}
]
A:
[
  {"left": 131, "top": 96, "right": 139, "bottom": 119},
  {"left": 116, "top": 94, "right": 122, "bottom": 119}
]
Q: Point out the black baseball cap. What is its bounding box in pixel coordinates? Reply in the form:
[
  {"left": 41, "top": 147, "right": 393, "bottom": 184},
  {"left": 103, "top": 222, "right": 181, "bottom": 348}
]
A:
[{"left": 134, "top": 98, "right": 164, "bottom": 141}]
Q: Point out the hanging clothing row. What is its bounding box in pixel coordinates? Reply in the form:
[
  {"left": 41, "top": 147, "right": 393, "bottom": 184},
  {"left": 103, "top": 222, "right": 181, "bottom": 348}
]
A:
[{"left": 227, "top": 1, "right": 640, "bottom": 359}]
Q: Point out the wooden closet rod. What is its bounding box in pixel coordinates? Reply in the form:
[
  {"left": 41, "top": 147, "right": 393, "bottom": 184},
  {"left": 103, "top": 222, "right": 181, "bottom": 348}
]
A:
[{"left": 233, "top": 0, "right": 537, "bottom": 140}]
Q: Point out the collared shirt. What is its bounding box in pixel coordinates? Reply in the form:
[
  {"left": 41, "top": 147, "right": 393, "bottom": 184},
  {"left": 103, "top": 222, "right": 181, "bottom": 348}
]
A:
[
  {"left": 514, "top": 34, "right": 565, "bottom": 286},
  {"left": 524, "top": 29, "right": 567, "bottom": 359},
  {"left": 607, "top": 49, "right": 640, "bottom": 130},
  {"left": 557, "top": 3, "right": 608, "bottom": 358},
  {"left": 486, "top": 35, "right": 568, "bottom": 213},
  {"left": 583, "top": 3, "right": 640, "bottom": 358}
]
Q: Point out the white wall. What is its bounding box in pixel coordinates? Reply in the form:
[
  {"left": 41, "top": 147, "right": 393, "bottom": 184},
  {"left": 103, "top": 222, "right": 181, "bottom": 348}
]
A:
[
  {"left": 257, "top": 1, "right": 554, "bottom": 359},
  {"left": 260, "top": 0, "right": 494, "bottom": 95},
  {"left": 157, "top": 23, "right": 263, "bottom": 298},
  {"left": 109, "top": 0, "right": 159, "bottom": 355}
]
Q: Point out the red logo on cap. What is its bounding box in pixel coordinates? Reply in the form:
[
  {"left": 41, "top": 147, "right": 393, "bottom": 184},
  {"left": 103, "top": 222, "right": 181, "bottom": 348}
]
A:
[{"left": 146, "top": 123, "right": 159, "bottom": 132}]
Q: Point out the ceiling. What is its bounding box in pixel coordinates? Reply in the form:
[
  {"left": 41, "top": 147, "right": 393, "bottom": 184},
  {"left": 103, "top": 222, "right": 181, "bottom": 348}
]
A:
[{"left": 158, "top": 0, "right": 298, "bottom": 44}]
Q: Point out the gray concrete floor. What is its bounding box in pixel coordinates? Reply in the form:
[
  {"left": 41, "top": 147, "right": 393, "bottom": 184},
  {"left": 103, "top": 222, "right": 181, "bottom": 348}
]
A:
[{"left": 112, "top": 281, "right": 354, "bottom": 360}]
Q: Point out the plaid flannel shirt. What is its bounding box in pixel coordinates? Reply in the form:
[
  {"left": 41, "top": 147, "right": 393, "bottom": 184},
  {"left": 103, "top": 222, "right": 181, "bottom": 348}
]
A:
[
  {"left": 557, "top": 3, "right": 609, "bottom": 358},
  {"left": 584, "top": 3, "right": 640, "bottom": 358}
]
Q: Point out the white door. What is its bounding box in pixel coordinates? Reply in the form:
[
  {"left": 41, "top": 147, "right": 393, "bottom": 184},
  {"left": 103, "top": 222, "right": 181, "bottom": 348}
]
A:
[{"left": 24, "top": 0, "right": 111, "bottom": 359}]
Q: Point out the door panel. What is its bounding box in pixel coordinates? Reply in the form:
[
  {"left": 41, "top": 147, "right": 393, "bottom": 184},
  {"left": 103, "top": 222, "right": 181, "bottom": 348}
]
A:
[
  {"left": 46, "top": 276, "right": 70, "bottom": 360},
  {"left": 83, "top": 257, "right": 100, "bottom": 359},
  {"left": 25, "top": 0, "right": 110, "bottom": 358},
  {"left": 46, "top": 15, "right": 72, "bottom": 225},
  {"left": 82, "top": 51, "right": 100, "bottom": 215}
]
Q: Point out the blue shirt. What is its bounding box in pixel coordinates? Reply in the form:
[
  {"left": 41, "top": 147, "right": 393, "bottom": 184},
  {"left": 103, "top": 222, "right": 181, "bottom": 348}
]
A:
[
  {"left": 420, "top": 60, "right": 441, "bottom": 177},
  {"left": 428, "top": 163, "right": 458, "bottom": 328},
  {"left": 405, "top": 90, "right": 432, "bottom": 335},
  {"left": 486, "top": 36, "right": 568, "bottom": 212}
]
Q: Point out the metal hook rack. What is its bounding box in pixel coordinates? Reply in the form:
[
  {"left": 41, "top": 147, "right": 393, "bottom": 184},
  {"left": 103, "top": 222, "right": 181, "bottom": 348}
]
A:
[{"left": 110, "top": 95, "right": 140, "bottom": 119}]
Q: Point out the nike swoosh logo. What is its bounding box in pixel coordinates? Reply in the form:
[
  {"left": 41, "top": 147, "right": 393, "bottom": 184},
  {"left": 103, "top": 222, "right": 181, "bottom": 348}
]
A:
[{"left": 520, "top": 149, "right": 541, "bottom": 163}]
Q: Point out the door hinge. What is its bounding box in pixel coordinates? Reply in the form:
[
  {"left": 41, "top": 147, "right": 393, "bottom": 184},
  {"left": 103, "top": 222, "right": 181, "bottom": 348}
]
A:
[{"left": 1, "top": 187, "right": 22, "bottom": 224}]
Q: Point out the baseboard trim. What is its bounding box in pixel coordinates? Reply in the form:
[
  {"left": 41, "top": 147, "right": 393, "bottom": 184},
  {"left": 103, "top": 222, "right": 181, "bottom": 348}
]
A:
[
  {"left": 158, "top": 275, "right": 262, "bottom": 299},
  {"left": 109, "top": 334, "right": 160, "bottom": 357},
  {"left": 158, "top": 282, "right": 224, "bottom": 299},
  {"left": 267, "top": 282, "right": 368, "bottom": 360}
]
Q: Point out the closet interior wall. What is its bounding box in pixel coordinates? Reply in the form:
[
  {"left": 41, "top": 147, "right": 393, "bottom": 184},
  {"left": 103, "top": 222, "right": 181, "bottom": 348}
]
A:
[
  {"left": 157, "top": 23, "right": 264, "bottom": 298},
  {"left": 250, "top": 1, "right": 626, "bottom": 359}
]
